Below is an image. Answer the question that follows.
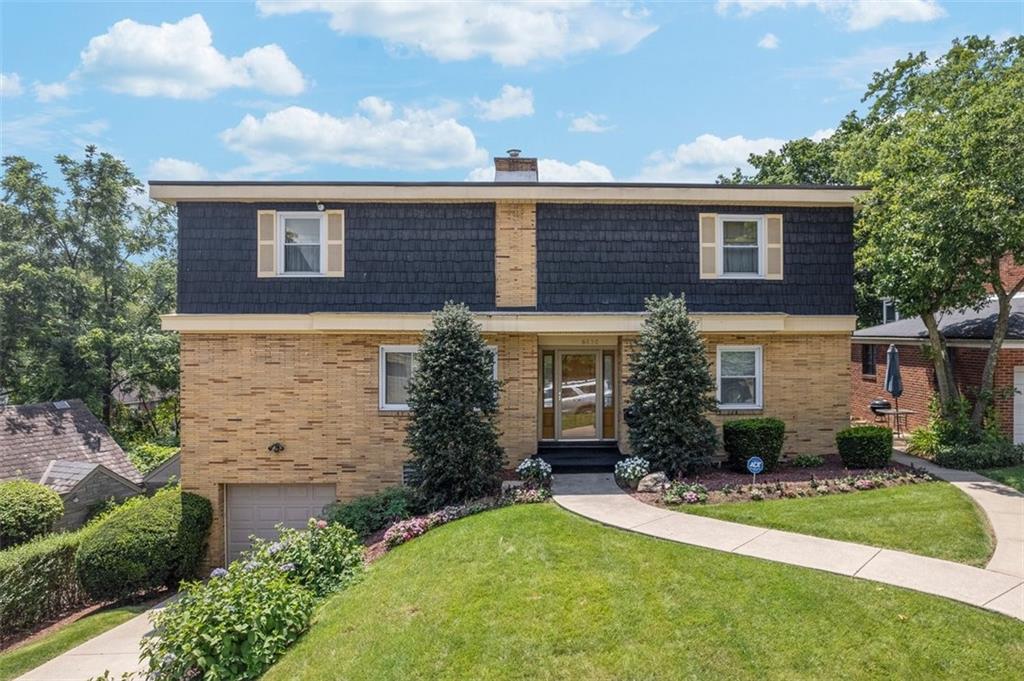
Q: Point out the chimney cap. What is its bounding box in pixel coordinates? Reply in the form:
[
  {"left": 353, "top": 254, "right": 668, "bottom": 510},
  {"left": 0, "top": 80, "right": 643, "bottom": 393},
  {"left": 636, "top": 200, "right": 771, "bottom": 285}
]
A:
[{"left": 506, "top": 148, "right": 521, "bottom": 158}]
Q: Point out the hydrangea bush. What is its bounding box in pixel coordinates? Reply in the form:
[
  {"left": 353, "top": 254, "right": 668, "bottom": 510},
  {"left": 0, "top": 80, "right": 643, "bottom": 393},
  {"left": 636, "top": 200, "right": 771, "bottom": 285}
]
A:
[
  {"left": 516, "top": 457, "right": 553, "bottom": 488},
  {"left": 614, "top": 457, "right": 650, "bottom": 485}
]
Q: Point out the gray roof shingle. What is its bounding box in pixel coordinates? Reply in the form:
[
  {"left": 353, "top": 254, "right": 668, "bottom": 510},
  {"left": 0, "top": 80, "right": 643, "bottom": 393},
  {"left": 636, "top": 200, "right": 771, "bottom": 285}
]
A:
[
  {"left": 0, "top": 400, "right": 142, "bottom": 485},
  {"left": 854, "top": 297, "right": 1024, "bottom": 341}
]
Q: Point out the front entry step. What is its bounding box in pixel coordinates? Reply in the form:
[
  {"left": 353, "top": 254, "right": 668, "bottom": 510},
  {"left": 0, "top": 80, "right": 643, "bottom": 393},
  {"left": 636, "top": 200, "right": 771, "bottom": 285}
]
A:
[{"left": 535, "top": 442, "right": 622, "bottom": 473}]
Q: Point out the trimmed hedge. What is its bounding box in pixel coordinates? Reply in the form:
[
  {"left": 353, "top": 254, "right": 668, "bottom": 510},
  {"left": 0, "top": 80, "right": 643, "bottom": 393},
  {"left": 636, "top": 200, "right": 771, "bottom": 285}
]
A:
[
  {"left": 0, "top": 528, "right": 91, "bottom": 639},
  {"left": 75, "top": 487, "right": 212, "bottom": 601},
  {"left": 935, "top": 440, "right": 1024, "bottom": 470},
  {"left": 325, "top": 486, "right": 420, "bottom": 539},
  {"left": 836, "top": 426, "right": 893, "bottom": 468},
  {"left": 723, "top": 418, "right": 786, "bottom": 473},
  {"left": 0, "top": 480, "right": 65, "bottom": 548}
]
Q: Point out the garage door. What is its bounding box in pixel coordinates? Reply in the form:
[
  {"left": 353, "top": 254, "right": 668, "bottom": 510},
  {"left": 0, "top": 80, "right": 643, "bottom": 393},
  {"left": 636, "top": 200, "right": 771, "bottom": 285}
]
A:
[{"left": 225, "top": 484, "right": 336, "bottom": 563}]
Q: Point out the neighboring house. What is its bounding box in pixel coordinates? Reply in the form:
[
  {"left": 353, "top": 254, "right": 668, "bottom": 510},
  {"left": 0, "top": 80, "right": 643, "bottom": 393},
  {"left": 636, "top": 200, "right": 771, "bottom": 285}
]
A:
[
  {"left": 152, "top": 151, "right": 862, "bottom": 564},
  {"left": 143, "top": 451, "right": 180, "bottom": 491},
  {"left": 851, "top": 297, "right": 1024, "bottom": 442},
  {"left": 0, "top": 399, "right": 144, "bottom": 529}
]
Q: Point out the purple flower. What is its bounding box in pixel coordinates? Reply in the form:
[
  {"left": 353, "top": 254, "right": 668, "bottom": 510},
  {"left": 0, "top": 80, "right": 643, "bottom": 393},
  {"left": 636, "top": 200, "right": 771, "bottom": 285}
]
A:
[
  {"left": 243, "top": 560, "right": 259, "bottom": 572},
  {"left": 268, "top": 542, "right": 284, "bottom": 555},
  {"left": 279, "top": 562, "right": 295, "bottom": 572},
  {"left": 210, "top": 568, "right": 228, "bottom": 579}
]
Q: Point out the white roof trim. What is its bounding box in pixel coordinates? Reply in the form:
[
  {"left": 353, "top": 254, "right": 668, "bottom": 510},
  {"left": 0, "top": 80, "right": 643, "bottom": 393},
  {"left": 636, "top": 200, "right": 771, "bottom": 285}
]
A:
[{"left": 149, "top": 183, "right": 863, "bottom": 207}]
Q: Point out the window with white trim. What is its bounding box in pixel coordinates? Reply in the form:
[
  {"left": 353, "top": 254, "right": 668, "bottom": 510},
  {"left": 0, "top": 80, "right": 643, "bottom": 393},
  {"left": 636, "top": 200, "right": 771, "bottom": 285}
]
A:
[
  {"left": 278, "top": 212, "right": 325, "bottom": 275},
  {"left": 718, "top": 215, "right": 764, "bottom": 277},
  {"left": 717, "top": 345, "right": 763, "bottom": 409},
  {"left": 379, "top": 345, "right": 498, "bottom": 411}
]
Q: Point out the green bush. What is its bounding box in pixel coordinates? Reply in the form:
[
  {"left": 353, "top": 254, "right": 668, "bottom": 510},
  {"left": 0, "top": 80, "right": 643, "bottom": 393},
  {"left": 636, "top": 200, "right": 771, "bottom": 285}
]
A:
[
  {"left": 835, "top": 426, "right": 893, "bottom": 468},
  {"left": 0, "top": 480, "right": 65, "bottom": 548},
  {"left": 256, "top": 519, "right": 364, "bottom": 597},
  {"left": 75, "top": 487, "right": 212, "bottom": 601},
  {"left": 934, "top": 440, "right": 1024, "bottom": 470},
  {"left": 124, "top": 442, "right": 179, "bottom": 475},
  {"left": 792, "top": 454, "right": 825, "bottom": 468},
  {"left": 723, "top": 418, "right": 786, "bottom": 473},
  {"left": 325, "top": 487, "right": 420, "bottom": 539},
  {"left": 0, "top": 528, "right": 92, "bottom": 638},
  {"left": 143, "top": 555, "right": 314, "bottom": 681}
]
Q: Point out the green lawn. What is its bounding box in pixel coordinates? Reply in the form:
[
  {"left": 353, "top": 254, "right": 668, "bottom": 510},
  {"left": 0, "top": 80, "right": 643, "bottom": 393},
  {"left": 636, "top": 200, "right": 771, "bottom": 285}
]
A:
[
  {"left": 0, "top": 604, "right": 146, "bottom": 681},
  {"left": 265, "top": 504, "right": 1022, "bottom": 681},
  {"left": 683, "top": 482, "right": 992, "bottom": 566},
  {"left": 981, "top": 465, "right": 1024, "bottom": 493}
]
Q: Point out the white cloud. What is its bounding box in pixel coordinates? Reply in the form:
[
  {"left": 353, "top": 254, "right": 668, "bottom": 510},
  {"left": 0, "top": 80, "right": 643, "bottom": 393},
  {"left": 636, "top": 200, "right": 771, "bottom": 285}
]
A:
[
  {"left": 758, "top": 33, "right": 779, "bottom": 49},
  {"left": 148, "top": 157, "right": 210, "bottom": 181},
  {"left": 34, "top": 81, "right": 71, "bottom": 102},
  {"left": 716, "top": 1, "right": 946, "bottom": 31},
  {"left": 0, "top": 72, "right": 23, "bottom": 97},
  {"left": 473, "top": 85, "right": 534, "bottom": 121},
  {"left": 76, "top": 119, "right": 109, "bottom": 137},
  {"left": 793, "top": 45, "right": 910, "bottom": 90},
  {"left": 257, "top": 1, "right": 657, "bottom": 66},
  {"left": 467, "top": 158, "right": 614, "bottom": 182},
  {"left": 636, "top": 133, "right": 788, "bottom": 183},
  {"left": 73, "top": 14, "right": 305, "bottom": 99},
  {"left": 568, "top": 112, "right": 613, "bottom": 133},
  {"left": 220, "top": 99, "right": 488, "bottom": 176}
]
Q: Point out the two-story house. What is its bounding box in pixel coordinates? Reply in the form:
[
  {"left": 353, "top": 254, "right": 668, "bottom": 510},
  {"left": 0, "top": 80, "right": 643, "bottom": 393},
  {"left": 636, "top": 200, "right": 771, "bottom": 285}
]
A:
[{"left": 153, "top": 152, "right": 861, "bottom": 564}]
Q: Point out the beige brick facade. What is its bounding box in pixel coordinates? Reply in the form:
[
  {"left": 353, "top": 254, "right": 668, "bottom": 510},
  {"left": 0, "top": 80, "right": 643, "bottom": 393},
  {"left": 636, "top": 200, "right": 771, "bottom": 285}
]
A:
[
  {"left": 182, "top": 329, "right": 848, "bottom": 565},
  {"left": 180, "top": 332, "right": 537, "bottom": 566},
  {"left": 494, "top": 202, "right": 537, "bottom": 308}
]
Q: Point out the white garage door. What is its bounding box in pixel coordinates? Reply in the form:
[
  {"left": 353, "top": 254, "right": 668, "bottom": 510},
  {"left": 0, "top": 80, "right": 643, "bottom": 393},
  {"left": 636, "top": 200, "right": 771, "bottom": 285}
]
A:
[
  {"left": 225, "top": 484, "right": 336, "bottom": 563},
  {"left": 1014, "top": 367, "right": 1024, "bottom": 445}
]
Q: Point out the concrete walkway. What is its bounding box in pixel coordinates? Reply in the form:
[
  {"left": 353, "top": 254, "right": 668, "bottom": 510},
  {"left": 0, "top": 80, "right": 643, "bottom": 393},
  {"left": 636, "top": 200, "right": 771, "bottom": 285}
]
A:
[
  {"left": 893, "top": 451, "right": 1024, "bottom": 578},
  {"left": 16, "top": 600, "right": 170, "bottom": 681},
  {"left": 553, "top": 473, "right": 1024, "bottom": 621}
]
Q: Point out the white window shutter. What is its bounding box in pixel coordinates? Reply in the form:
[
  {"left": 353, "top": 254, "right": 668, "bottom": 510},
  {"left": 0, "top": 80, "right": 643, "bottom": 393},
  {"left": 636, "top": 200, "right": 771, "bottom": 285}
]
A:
[
  {"left": 765, "top": 214, "right": 783, "bottom": 280},
  {"left": 257, "top": 210, "right": 277, "bottom": 278},
  {"left": 325, "top": 209, "right": 345, "bottom": 277},
  {"left": 699, "top": 213, "right": 718, "bottom": 279}
]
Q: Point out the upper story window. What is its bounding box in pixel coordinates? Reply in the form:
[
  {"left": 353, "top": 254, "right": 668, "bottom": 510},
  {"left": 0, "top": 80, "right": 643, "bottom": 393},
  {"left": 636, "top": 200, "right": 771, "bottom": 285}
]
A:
[
  {"left": 720, "top": 216, "right": 764, "bottom": 277},
  {"left": 717, "top": 345, "right": 763, "bottom": 410},
  {"left": 380, "top": 345, "right": 498, "bottom": 411},
  {"left": 882, "top": 298, "right": 901, "bottom": 324},
  {"left": 279, "top": 212, "right": 325, "bottom": 275},
  {"left": 699, "top": 213, "right": 782, "bottom": 281}
]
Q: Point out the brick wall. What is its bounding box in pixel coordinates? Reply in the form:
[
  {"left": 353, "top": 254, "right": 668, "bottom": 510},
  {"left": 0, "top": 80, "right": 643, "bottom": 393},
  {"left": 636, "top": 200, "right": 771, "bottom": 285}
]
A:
[
  {"left": 618, "top": 333, "right": 850, "bottom": 457},
  {"left": 180, "top": 332, "right": 537, "bottom": 566},
  {"left": 494, "top": 202, "right": 537, "bottom": 308}
]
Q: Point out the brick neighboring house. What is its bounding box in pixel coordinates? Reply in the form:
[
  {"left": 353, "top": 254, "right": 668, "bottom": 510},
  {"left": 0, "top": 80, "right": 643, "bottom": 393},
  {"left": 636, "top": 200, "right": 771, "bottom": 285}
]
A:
[
  {"left": 153, "top": 152, "right": 863, "bottom": 565},
  {"left": 0, "top": 399, "right": 144, "bottom": 530},
  {"left": 851, "top": 297, "right": 1024, "bottom": 441}
]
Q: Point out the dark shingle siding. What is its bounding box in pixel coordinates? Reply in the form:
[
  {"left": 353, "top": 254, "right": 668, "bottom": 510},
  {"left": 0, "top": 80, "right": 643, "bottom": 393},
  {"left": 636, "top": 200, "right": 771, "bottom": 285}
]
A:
[
  {"left": 536, "top": 204, "right": 854, "bottom": 315},
  {"left": 177, "top": 202, "right": 495, "bottom": 313}
]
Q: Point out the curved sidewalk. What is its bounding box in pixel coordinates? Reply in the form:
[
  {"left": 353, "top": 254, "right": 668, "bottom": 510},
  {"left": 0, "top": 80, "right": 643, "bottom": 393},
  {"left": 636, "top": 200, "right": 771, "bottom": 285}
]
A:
[{"left": 552, "top": 473, "right": 1024, "bottom": 621}]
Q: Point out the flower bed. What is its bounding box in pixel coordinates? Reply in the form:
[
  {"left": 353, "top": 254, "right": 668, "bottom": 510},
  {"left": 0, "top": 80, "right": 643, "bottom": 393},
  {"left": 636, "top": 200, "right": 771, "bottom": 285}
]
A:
[{"left": 624, "top": 455, "right": 932, "bottom": 507}]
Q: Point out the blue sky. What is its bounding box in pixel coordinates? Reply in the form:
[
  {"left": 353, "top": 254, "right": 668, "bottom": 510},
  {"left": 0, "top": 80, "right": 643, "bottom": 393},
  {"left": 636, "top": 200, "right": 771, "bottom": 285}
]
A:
[{"left": 1, "top": 1, "right": 1021, "bottom": 184}]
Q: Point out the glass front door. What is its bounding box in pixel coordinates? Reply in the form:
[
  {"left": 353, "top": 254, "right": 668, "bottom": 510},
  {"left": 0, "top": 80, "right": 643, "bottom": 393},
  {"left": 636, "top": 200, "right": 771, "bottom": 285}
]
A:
[{"left": 558, "top": 353, "right": 598, "bottom": 439}]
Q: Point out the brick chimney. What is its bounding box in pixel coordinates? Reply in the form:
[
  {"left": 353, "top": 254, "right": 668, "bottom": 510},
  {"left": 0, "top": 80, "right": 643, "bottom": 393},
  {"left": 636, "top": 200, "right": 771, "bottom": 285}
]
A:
[{"left": 494, "top": 149, "right": 538, "bottom": 182}]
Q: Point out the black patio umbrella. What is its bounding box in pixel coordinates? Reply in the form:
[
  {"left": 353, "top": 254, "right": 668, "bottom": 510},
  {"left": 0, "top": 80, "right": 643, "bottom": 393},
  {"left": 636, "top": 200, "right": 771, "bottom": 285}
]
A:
[{"left": 885, "top": 344, "right": 905, "bottom": 434}]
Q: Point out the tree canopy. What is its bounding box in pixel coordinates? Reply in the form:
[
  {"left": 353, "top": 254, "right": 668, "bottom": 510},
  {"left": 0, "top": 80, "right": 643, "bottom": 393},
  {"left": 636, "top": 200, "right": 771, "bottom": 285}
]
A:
[{"left": 0, "top": 146, "right": 178, "bottom": 427}]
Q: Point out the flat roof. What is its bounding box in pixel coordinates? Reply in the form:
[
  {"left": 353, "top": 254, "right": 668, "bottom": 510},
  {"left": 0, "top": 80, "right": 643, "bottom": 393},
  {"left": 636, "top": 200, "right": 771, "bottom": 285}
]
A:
[{"left": 149, "top": 181, "right": 866, "bottom": 206}]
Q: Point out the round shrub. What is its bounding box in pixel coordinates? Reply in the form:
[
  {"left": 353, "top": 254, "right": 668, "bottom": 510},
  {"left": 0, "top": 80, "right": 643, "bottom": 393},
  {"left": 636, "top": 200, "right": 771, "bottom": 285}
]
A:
[
  {"left": 835, "top": 426, "right": 893, "bottom": 468},
  {"left": 75, "top": 487, "right": 213, "bottom": 601},
  {"left": 325, "top": 486, "right": 419, "bottom": 540},
  {"left": 0, "top": 480, "right": 64, "bottom": 548},
  {"left": 723, "top": 417, "right": 786, "bottom": 473}
]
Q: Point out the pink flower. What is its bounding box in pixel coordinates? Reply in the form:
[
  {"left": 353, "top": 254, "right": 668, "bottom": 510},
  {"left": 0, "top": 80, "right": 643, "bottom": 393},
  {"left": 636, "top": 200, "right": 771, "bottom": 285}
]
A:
[{"left": 316, "top": 519, "right": 328, "bottom": 530}]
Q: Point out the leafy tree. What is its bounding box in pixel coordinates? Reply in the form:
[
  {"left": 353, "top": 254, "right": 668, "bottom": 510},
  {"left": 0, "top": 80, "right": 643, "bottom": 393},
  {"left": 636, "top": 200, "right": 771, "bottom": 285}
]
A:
[
  {"left": 849, "top": 36, "right": 1024, "bottom": 427},
  {"left": 405, "top": 302, "right": 504, "bottom": 507},
  {"left": 624, "top": 294, "right": 717, "bottom": 475},
  {"left": 0, "top": 146, "right": 177, "bottom": 425}
]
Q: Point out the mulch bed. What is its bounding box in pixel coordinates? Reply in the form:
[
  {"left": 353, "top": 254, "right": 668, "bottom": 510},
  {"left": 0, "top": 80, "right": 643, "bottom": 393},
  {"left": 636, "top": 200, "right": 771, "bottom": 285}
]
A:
[{"left": 629, "top": 455, "right": 925, "bottom": 506}]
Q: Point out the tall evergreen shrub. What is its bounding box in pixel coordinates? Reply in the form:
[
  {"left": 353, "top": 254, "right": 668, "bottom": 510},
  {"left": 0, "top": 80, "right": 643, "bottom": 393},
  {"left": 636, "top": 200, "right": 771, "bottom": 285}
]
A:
[
  {"left": 406, "top": 302, "right": 504, "bottom": 507},
  {"left": 625, "top": 294, "right": 718, "bottom": 475}
]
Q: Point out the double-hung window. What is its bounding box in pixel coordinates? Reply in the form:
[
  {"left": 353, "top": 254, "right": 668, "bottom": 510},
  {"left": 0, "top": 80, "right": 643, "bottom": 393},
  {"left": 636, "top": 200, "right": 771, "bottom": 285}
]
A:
[
  {"left": 379, "top": 345, "right": 498, "bottom": 411},
  {"left": 861, "top": 345, "right": 877, "bottom": 376},
  {"left": 719, "top": 215, "right": 764, "bottom": 277},
  {"left": 278, "top": 212, "right": 325, "bottom": 275},
  {"left": 717, "top": 345, "right": 763, "bottom": 409}
]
